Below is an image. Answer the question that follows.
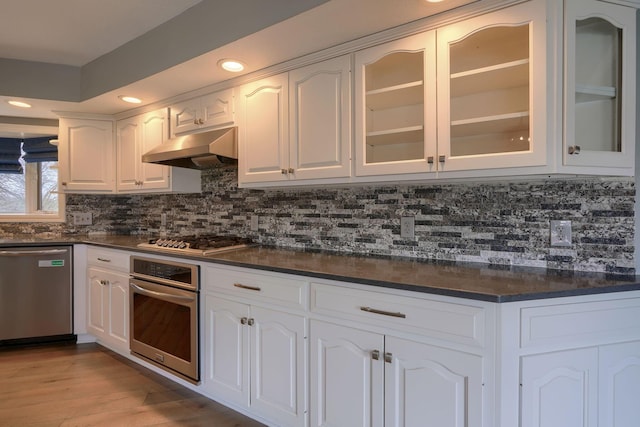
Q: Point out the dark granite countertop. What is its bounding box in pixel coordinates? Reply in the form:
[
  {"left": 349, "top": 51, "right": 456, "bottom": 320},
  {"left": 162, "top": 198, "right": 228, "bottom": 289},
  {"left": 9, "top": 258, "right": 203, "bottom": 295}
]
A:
[{"left": 2, "top": 234, "right": 639, "bottom": 302}]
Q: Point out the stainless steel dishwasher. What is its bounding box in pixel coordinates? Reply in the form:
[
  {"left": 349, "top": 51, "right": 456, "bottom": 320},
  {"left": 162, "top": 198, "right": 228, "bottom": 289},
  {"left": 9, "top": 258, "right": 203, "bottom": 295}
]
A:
[{"left": 0, "top": 245, "right": 75, "bottom": 346}]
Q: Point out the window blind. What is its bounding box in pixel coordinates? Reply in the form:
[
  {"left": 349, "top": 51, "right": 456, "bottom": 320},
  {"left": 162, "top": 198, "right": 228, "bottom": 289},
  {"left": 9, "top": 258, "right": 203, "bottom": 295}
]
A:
[
  {"left": 0, "top": 138, "right": 23, "bottom": 174},
  {"left": 22, "top": 136, "right": 58, "bottom": 163}
]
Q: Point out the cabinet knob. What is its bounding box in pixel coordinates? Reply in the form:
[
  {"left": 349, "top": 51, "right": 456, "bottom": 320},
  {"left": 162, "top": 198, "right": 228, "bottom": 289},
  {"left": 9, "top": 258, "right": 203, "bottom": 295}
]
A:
[
  {"left": 198, "top": 118, "right": 204, "bottom": 125},
  {"left": 288, "top": 168, "right": 294, "bottom": 174},
  {"left": 427, "top": 156, "right": 434, "bottom": 164},
  {"left": 247, "top": 318, "right": 255, "bottom": 326},
  {"left": 568, "top": 145, "right": 581, "bottom": 155},
  {"left": 439, "top": 155, "right": 446, "bottom": 163},
  {"left": 281, "top": 169, "right": 288, "bottom": 175},
  {"left": 371, "top": 350, "right": 380, "bottom": 360},
  {"left": 240, "top": 317, "right": 248, "bottom": 325},
  {"left": 384, "top": 352, "right": 393, "bottom": 364},
  {"left": 61, "top": 182, "right": 67, "bottom": 186}
]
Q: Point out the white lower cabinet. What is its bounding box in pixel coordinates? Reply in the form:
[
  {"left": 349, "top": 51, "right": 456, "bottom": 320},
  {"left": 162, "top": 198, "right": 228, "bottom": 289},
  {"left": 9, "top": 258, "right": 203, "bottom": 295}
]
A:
[
  {"left": 505, "top": 293, "right": 640, "bottom": 427},
  {"left": 202, "top": 294, "right": 306, "bottom": 427},
  {"left": 85, "top": 247, "right": 131, "bottom": 354},
  {"left": 310, "top": 320, "right": 484, "bottom": 427},
  {"left": 86, "top": 266, "right": 129, "bottom": 353},
  {"left": 521, "top": 348, "right": 599, "bottom": 427}
]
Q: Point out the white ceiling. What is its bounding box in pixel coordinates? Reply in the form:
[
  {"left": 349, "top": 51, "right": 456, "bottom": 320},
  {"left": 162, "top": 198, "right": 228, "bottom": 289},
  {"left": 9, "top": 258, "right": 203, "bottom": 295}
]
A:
[{"left": 0, "top": 0, "right": 477, "bottom": 137}]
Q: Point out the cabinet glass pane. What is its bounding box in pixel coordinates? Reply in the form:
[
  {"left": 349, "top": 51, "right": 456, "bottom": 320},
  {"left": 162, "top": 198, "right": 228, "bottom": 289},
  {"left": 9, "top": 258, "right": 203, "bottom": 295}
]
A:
[
  {"left": 575, "top": 18, "right": 622, "bottom": 153},
  {"left": 364, "top": 51, "right": 424, "bottom": 164},
  {"left": 449, "top": 24, "right": 530, "bottom": 157}
]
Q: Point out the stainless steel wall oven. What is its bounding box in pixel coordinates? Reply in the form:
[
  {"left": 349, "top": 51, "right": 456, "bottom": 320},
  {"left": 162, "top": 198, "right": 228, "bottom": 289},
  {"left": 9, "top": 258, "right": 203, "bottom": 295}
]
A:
[{"left": 129, "top": 256, "right": 199, "bottom": 383}]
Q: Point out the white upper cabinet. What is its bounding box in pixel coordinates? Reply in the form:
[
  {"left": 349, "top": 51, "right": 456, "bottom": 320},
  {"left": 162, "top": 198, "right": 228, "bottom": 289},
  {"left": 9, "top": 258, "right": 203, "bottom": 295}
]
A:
[
  {"left": 169, "top": 89, "right": 234, "bottom": 137},
  {"left": 562, "top": 0, "right": 636, "bottom": 174},
  {"left": 58, "top": 117, "right": 115, "bottom": 193},
  {"left": 238, "top": 55, "right": 352, "bottom": 187},
  {"left": 116, "top": 109, "right": 200, "bottom": 194},
  {"left": 289, "top": 55, "right": 352, "bottom": 181},
  {"left": 237, "top": 73, "right": 290, "bottom": 184},
  {"left": 436, "top": 0, "right": 548, "bottom": 173},
  {"left": 355, "top": 32, "right": 436, "bottom": 176}
]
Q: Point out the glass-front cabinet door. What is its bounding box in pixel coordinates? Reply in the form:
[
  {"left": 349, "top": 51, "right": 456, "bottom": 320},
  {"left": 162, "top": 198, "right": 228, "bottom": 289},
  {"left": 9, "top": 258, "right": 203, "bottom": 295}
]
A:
[
  {"left": 355, "top": 31, "right": 436, "bottom": 176},
  {"left": 564, "top": 0, "right": 635, "bottom": 172},
  {"left": 436, "top": 0, "right": 548, "bottom": 173}
]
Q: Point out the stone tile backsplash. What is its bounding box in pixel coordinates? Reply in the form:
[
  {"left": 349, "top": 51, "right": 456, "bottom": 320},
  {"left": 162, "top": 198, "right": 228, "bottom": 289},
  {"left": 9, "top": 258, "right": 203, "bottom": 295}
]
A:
[{"left": 1, "top": 164, "right": 635, "bottom": 274}]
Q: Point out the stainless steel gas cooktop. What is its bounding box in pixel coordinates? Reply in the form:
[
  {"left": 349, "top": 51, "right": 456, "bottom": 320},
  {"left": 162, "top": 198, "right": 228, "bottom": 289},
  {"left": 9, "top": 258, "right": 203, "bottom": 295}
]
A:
[{"left": 137, "top": 235, "right": 252, "bottom": 256}]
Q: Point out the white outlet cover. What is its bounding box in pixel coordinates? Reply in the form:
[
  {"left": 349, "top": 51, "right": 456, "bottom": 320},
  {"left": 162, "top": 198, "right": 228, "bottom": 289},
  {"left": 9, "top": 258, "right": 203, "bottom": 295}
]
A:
[{"left": 550, "top": 220, "right": 572, "bottom": 247}]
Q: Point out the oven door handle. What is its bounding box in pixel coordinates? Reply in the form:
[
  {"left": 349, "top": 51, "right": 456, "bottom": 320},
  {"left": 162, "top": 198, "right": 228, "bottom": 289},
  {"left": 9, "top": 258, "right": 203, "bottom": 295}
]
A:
[{"left": 130, "top": 283, "right": 196, "bottom": 304}]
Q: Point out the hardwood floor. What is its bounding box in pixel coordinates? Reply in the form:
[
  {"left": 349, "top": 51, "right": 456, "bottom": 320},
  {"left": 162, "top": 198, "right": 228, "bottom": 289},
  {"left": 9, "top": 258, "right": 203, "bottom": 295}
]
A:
[{"left": 0, "top": 343, "right": 265, "bottom": 427}]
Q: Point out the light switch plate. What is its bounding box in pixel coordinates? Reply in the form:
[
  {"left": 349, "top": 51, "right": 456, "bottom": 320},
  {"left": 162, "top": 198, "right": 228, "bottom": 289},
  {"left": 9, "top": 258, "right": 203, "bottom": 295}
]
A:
[
  {"left": 550, "top": 220, "right": 571, "bottom": 247},
  {"left": 73, "top": 212, "right": 92, "bottom": 226}
]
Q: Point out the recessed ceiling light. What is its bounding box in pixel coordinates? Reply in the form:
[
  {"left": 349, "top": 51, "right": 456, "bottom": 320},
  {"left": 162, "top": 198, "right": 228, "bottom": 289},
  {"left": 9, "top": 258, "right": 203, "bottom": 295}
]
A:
[
  {"left": 7, "top": 100, "right": 31, "bottom": 108},
  {"left": 425, "top": 0, "right": 444, "bottom": 2},
  {"left": 119, "top": 95, "right": 142, "bottom": 104},
  {"left": 218, "top": 59, "right": 245, "bottom": 73}
]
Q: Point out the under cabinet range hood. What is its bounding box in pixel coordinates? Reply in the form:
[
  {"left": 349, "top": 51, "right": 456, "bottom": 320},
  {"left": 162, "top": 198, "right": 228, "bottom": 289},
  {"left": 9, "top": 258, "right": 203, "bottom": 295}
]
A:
[{"left": 142, "top": 127, "right": 237, "bottom": 169}]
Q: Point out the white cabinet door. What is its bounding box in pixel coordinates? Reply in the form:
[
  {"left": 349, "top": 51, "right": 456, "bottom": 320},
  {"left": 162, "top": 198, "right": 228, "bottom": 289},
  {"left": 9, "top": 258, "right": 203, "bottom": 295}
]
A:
[
  {"left": 354, "top": 31, "right": 437, "bottom": 177},
  {"left": 106, "top": 270, "right": 129, "bottom": 347},
  {"left": 169, "top": 89, "right": 234, "bottom": 137},
  {"left": 138, "top": 109, "right": 170, "bottom": 189},
  {"left": 87, "top": 268, "right": 107, "bottom": 335},
  {"left": 521, "top": 348, "right": 598, "bottom": 427},
  {"left": 58, "top": 118, "right": 115, "bottom": 193},
  {"left": 115, "top": 116, "right": 140, "bottom": 192},
  {"left": 86, "top": 267, "right": 129, "bottom": 353},
  {"left": 203, "top": 295, "right": 250, "bottom": 408},
  {"left": 599, "top": 341, "right": 640, "bottom": 426},
  {"left": 563, "top": 0, "right": 635, "bottom": 173},
  {"left": 385, "top": 336, "right": 484, "bottom": 427},
  {"left": 436, "top": 0, "right": 548, "bottom": 173},
  {"left": 289, "top": 55, "right": 351, "bottom": 181},
  {"left": 310, "top": 320, "right": 384, "bottom": 427},
  {"left": 250, "top": 306, "right": 306, "bottom": 427},
  {"left": 238, "top": 73, "right": 290, "bottom": 184}
]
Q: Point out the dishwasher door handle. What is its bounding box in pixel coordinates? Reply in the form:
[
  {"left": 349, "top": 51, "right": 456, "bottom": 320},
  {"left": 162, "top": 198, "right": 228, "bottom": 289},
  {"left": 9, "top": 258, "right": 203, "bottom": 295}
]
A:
[{"left": 0, "top": 249, "right": 68, "bottom": 256}]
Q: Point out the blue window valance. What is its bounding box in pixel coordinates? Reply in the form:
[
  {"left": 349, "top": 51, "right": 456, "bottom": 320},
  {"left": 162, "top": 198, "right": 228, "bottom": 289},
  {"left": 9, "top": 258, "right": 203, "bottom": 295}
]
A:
[{"left": 0, "top": 136, "right": 57, "bottom": 174}]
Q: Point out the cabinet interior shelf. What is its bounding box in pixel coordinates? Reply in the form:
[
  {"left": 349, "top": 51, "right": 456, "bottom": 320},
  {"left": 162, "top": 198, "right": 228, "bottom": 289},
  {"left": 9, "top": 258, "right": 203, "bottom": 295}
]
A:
[
  {"left": 451, "top": 59, "right": 529, "bottom": 97},
  {"left": 366, "top": 80, "right": 424, "bottom": 110},
  {"left": 366, "top": 126, "right": 423, "bottom": 146},
  {"left": 451, "top": 112, "right": 529, "bottom": 138},
  {"left": 575, "top": 84, "right": 616, "bottom": 103}
]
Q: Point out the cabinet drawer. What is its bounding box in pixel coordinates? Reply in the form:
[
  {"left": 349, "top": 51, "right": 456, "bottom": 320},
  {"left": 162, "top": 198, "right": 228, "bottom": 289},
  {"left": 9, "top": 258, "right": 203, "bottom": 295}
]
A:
[
  {"left": 204, "top": 265, "right": 307, "bottom": 310},
  {"left": 87, "top": 247, "right": 130, "bottom": 272},
  {"left": 520, "top": 297, "right": 640, "bottom": 350},
  {"left": 311, "top": 283, "right": 486, "bottom": 348}
]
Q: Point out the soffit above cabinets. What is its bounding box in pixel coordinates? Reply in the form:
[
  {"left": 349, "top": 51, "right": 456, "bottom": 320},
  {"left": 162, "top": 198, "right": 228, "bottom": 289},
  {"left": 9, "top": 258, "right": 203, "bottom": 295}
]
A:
[{"left": 0, "top": 0, "right": 477, "bottom": 122}]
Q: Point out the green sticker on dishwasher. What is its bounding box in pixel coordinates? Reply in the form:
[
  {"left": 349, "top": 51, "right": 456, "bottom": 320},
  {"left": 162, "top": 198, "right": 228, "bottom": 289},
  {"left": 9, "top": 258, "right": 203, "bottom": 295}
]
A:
[{"left": 39, "top": 260, "right": 64, "bottom": 267}]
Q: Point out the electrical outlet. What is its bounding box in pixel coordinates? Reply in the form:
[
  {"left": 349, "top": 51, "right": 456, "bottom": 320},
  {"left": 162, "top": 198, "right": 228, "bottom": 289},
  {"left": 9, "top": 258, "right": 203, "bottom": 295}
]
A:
[
  {"left": 400, "top": 216, "right": 415, "bottom": 239},
  {"left": 550, "top": 220, "right": 571, "bottom": 247},
  {"left": 73, "top": 212, "right": 92, "bottom": 226},
  {"left": 250, "top": 215, "right": 259, "bottom": 231}
]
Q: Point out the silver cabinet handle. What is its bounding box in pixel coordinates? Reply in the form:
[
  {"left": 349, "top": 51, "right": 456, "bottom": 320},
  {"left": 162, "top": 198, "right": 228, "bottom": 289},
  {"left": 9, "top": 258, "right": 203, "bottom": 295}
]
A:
[
  {"left": 233, "top": 283, "right": 261, "bottom": 292},
  {"left": 281, "top": 169, "right": 288, "bottom": 174},
  {"left": 288, "top": 168, "right": 294, "bottom": 174},
  {"left": 360, "top": 306, "right": 406, "bottom": 319},
  {"left": 247, "top": 318, "right": 255, "bottom": 326},
  {"left": 427, "top": 156, "right": 434, "bottom": 164},
  {"left": 97, "top": 257, "right": 111, "bottom": 263},
  {"left": 568, "top": 145, "right": 581, "bottom": 155},
  {"left": 371, "top": 350, "right": 380, "bottom": 360},
  {"left": 439, "top": 155, "right": 446, "bottom": 163},
  {"left": 384, "top": 352, "right": 393, "bottom": 363},
  {"left": 241, "top": 317, "right": 248, "bottom": 325}
]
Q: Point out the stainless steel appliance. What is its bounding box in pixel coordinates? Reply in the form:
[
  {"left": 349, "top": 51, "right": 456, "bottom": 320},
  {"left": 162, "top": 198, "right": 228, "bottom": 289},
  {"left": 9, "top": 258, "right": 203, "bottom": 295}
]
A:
[
  {"left": 129, "top": 256, "right": 200, "bottom": 383},
  {"left": 0, "top": 246, "right": 74, "bottom": 346},
  {"left": 137, "top": 235, "right": 251, "bottom": 256}
]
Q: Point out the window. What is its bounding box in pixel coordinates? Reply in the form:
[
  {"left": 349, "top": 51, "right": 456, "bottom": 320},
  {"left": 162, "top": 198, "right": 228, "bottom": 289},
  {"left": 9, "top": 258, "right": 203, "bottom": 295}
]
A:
[{"left": 0, "top": 137, "right": 64, "bottom": 222}]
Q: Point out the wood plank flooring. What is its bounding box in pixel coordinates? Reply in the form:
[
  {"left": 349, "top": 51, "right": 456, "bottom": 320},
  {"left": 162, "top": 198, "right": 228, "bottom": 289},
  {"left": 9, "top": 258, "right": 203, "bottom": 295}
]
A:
[{"left": 0, "top": 343, "right": 266, "bottom": 427}]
